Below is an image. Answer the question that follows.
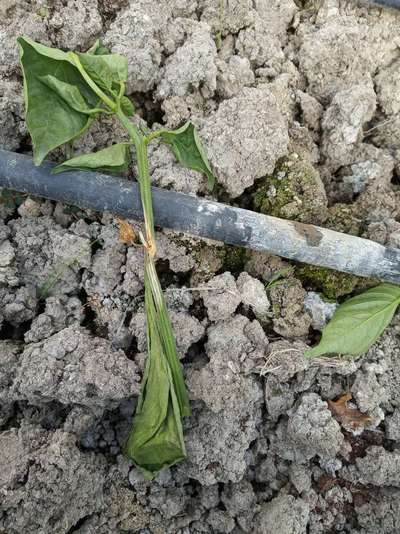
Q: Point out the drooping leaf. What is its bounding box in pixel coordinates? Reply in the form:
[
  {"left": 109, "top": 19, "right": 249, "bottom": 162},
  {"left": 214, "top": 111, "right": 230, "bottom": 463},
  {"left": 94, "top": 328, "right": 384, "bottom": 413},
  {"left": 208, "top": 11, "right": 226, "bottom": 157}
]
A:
[
  {"left": 305, "top": 283, "right": 400, "bottom": 357},
  {"left": 124, "top": 283, "right": 186, "bottom": 477},
  {"left": 52, "top": 143, "right": 131, "bottom": 174},
  {"left": 18, "top": 36, "right": 99, "bottom": 165},
  {"left": 125, "top": 355, "right": 186, "bottom": 477},
  {"left": 81, "top": 40, "right": 127, "bottom": 97},
  {"left": 120, "top": 95, "right": 135, "bottom": 117},
  {"left": 160, "top": 122, "right": 216, "bottom": 189}
]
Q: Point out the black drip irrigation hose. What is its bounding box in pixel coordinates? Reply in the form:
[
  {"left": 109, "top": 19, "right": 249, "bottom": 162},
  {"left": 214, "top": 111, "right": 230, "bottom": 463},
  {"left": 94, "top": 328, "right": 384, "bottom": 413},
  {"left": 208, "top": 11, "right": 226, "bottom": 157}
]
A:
[
  {"left": 369, "top": 0, "right": 400, "bottom": 8},
  {"left": 1, "top": 148, "right": 400, "bottom": 284}
]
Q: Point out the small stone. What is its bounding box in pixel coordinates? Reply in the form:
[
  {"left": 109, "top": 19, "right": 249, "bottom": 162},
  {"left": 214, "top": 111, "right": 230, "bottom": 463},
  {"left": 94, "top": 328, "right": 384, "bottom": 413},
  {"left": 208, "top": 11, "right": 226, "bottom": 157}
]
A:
[
  {"left": 304, "top": 291, "right": 337, "bottom": 331},
  {"left": 386, "top": 409, "right": 400, "bottom": 441},
  {"left": 237, "top": 272, "right": 270, "bottom": 318},
  {"left": 207, "top": 509, "right": 235, "bottom": 533},
  {"left": 202, "top": 272, "right": 241, "bottom": 322},
  {"left": 254, "top": 494, "right": 309, "bottom": 534},
  {"left": 200, "top": 86, "right": 289, "bottom": 197}
]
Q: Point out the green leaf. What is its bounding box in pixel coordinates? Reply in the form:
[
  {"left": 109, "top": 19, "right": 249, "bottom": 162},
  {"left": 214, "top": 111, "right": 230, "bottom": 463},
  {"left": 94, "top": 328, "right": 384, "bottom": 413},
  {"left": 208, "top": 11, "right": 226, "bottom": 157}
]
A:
[
  {"left": 18, "top": 36, "right": 99, "bottom": 165},
  {"left": 305, "top": 283, "right": 400, "bottom": 357},
  {"left": 76, "top": 51, "right": 128, "bottom": 94},
  {"left": 124, "top": 285, "right": 187, "bottom": 477},
  {"left": 160, "top": 122, "right": 216, "bottom": 189},
  {"left": 52, "top": 143, "right": 131, "bottom": 174},
  {"left": 39, "top": 75, "right": 100, "bottom": 115},
  {"left": 120, "top": 95, "right": 135, "bottom": 117},
  {"left": 19, "top": 35, "right": 72, "bottom": 63}
]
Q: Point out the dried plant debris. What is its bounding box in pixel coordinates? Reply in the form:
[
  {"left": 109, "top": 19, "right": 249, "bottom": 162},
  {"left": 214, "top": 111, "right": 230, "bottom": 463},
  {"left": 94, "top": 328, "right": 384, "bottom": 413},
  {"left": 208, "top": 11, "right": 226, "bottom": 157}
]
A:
[
  {"left": 117, "top": 217, "right": 137, "bottom": 245},
  {"left": 328, "top": 393, "right": 373, "bottom": 433}
]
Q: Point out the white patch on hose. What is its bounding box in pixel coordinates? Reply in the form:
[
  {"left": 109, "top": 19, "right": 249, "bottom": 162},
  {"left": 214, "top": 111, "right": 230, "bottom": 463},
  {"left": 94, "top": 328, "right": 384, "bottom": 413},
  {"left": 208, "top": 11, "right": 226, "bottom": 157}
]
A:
[
  {"left": 200, "top": 202, "right": 223, "bottom": 214},
  {"left": 234, "top": 221, "right": 247, "bottom": 231}
]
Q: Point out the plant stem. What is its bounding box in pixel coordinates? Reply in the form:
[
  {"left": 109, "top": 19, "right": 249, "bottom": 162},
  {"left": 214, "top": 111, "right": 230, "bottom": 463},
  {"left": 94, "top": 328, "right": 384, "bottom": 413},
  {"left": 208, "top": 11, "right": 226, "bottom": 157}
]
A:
[
  {"left": 116, "top": 107, "right": 191, "bottom": 416},
  {"left": 116, "top": 109, "right": 154, "bottom": 246}
]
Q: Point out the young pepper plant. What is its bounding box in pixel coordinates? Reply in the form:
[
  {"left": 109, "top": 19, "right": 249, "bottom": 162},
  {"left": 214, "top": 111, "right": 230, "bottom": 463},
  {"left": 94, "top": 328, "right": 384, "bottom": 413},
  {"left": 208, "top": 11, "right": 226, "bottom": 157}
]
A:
[{"left": 18, "top": 36, "right": 215, "bottom": 477}]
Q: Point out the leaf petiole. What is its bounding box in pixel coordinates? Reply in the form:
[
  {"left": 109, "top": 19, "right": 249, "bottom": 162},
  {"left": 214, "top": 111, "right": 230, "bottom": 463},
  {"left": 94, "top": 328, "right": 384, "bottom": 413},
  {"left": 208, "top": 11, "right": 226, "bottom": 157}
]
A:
[
  {"left": 118, "top": 81, "right": 125, "bottom": 101},
  {"left": 145, "top": 129, "right": 166, "bottom": 144},
  {"left": 89, "top": 107, "right": 115, "bottom": 115}
]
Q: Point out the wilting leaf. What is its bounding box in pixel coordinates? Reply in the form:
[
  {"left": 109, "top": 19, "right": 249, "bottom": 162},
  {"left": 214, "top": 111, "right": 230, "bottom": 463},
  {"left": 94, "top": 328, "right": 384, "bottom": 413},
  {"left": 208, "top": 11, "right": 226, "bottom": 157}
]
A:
[
  {"left": 18, "top": 36, "right": 99, "bottom": 165},
  {"left": 306, "top": 283, "right": 400, "bottom": 357},
  {"left": 52, "top": 143, "right": 131, "bottom": 174},
  {"left": 328, "top": 393, "right": 373, "bottom": 431},
  {"left": 160, "top": 122, "right": 216, "bottom": 189},
  {"left": 124, "top": 286, "right": 187, "bottom": 477},
  {"left": 117, "top": 218, "right": 137, "bottom": 245}
]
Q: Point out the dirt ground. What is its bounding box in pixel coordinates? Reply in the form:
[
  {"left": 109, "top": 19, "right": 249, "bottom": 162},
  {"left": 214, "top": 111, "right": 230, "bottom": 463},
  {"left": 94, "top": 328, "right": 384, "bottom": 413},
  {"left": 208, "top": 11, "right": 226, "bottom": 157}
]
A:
[{"left": 1, "top": 0, "right": 400, "bottom": 532}]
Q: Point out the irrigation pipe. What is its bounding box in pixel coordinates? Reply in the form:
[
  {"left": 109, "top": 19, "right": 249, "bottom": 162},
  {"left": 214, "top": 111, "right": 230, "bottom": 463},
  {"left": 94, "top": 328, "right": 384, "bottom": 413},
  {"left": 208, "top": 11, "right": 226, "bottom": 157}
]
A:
[
  {"left": 369, "top": 0, "right": 400, "bottom": 8},
  {"left": 1, "top": 148, "right": 400, "bottom": 284}
]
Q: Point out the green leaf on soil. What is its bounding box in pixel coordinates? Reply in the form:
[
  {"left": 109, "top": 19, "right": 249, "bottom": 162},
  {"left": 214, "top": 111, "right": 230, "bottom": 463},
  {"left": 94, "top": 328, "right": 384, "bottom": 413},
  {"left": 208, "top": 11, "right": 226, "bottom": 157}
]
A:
[
  {"left": 18, "top": 36, "right": 99, "bottom": 165},
  {"left": 305, "top": 283, "right": 400, "bottom": 357},
  {"left": 160, "top": 121, "right": 216, "bottom": 190},
  {"left": 52, "top": 143, "right": 131, "bottom": 174}
]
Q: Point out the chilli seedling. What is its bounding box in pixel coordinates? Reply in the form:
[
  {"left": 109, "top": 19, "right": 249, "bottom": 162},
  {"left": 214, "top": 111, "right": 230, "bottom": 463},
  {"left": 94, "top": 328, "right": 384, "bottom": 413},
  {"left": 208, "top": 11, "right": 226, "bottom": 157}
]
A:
[{"left": 18, "top": 36, "right": 215, "bottom": 478}]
